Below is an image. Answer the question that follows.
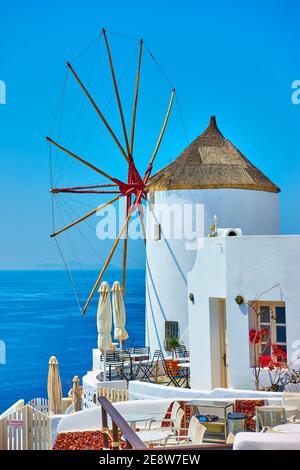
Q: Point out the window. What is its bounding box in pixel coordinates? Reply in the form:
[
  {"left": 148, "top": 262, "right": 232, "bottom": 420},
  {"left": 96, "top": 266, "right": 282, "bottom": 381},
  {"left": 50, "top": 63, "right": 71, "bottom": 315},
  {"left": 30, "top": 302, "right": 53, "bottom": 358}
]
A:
[
  {"left": 149, "top": 192, "right": 155, "bottom": 208},
  {"left": 164, "top": 321, "right": 179, "bottom": 351},
  {"left": 154, "top": 223, "right": 161, "bottom": 241},
  {"left": 249, "top": 302, "right": 287, "bottom": 366}
]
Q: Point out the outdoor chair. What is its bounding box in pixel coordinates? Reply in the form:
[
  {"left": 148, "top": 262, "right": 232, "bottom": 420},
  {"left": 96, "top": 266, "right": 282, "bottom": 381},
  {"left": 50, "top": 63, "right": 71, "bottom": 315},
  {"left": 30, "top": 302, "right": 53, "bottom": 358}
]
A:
[
  {"left": 149, "top": 401, "right": 182, "bottom": 430},
  {"left": 174, "top": 345, "right": 189, "bottom": 359},
  {"left": 166, "top": 415, "right": 206, "bottom": 446},
  {"left": 255, "top": 406, "right": 287, "bottom": 431},
  {"left": 138, "top": 350, "right": 164, "bottom": 383},
  {"left": 226, "top": 432, "right": 235, "bottom": 444},
  {"left": 116, "top": 350, "right": 139, "bottom": 385},
  {"left": 161, "top": 358, "right": 190, "bottom": 388},
  {"left": 282, "top": 392, "right": 300, "bottom": 418},
  {"left": 101, "top": 351, "right": 126, "bottom": 381},
  {"left": 140, "top": 408, "right": 187, "bottom": 448}
]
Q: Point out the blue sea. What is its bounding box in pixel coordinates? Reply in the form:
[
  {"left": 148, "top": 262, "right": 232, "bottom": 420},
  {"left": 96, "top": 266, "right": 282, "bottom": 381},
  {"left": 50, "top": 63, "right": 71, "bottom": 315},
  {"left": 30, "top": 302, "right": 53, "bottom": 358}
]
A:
[{"left": 0, "top": 270, "right": 145, "bottom": 413}]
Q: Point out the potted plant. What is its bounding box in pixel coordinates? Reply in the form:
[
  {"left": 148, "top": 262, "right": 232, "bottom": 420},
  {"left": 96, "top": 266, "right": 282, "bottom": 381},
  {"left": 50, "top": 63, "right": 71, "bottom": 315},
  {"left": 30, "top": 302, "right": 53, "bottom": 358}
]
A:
[{"left": 166, "top": 337, "right": 180, "bottom": 357}]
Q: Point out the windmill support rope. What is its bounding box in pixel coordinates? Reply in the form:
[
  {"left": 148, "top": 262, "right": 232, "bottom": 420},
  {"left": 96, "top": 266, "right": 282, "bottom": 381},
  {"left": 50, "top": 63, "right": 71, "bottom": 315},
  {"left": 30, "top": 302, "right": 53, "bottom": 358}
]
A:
[
  {"left": 66, "top": 61, "right": 130, "bottom": 163},
  {"left": 50, "top": 195, "right": 121, "bottom": 238}
]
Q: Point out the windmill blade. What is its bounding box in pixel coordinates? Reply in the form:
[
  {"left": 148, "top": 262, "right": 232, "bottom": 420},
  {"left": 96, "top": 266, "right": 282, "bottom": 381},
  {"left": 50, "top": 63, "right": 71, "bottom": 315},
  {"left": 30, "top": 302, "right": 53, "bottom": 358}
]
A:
[
  {"left": 144, "top": 88, "right": 175, "bottom": 182},
  {"left": 53, "top": 183, "right": 119, "bottom": 190},
  {"left": 46, "top": 137, "right": 124, "bottom": 186},
  {"left": 121, "top": 227, "right": 129, "bottom": 298},
  {"left": 82, "top": 212, "right": 132, "bottom": 315},
  {"left": 129, "top": 38, "right": 143, "bottom": 156},
  {"left": 121, "top": 194, "right": 132, "bottom": 297},
  {"left": 66, "top": 61, "right": 129, "bottom": 163},
  {"left": 51, "top": 195, "right": 121, "bottom": 237},
  {"left": 102, "top": 29, "right": 131, "bottom": 158},
  {"left": 52, "top": 188, "right": 121, "bottom": 194}
]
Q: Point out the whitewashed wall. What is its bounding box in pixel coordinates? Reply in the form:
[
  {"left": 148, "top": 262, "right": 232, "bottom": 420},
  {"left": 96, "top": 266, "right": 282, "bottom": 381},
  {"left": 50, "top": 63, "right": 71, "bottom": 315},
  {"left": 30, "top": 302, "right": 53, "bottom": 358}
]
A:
[
  {"left": 146, "top": 188, "right": 279, "bottom": 354},
  {"left": 188, "top": 235, "right": 300, "bottom": 390}
]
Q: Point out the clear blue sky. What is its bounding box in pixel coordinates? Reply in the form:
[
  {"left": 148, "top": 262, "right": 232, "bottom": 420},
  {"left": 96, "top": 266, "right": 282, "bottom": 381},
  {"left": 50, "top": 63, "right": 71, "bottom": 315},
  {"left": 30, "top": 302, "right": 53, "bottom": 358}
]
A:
[{"left": 0, "top": 0, "right": 299, "bottom": 269}]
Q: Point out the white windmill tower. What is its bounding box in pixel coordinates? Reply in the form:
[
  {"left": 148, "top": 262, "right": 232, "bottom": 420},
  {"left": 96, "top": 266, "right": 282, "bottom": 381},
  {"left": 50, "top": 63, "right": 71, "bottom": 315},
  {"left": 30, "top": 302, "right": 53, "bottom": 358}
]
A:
[{"left": 145, "top": 116, "right": 280, "bottom": 354}]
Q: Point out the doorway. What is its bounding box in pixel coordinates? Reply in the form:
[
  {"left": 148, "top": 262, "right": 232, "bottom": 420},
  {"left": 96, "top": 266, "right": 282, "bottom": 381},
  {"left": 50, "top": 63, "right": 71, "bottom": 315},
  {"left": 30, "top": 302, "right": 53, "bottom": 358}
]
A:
[{"left": 209, "top": 298, "right": 229, "bottom": 388}]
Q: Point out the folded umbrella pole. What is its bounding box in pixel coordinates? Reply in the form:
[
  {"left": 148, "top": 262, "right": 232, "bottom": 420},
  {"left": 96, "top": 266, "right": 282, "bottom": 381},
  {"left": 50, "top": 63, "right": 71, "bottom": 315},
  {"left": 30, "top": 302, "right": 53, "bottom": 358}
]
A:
[
  {"left": 97, "top": 281, "right": 113, "bottom": 381},
  {"left": 47, "top": 356, "right": 63, "bottom": 416},
  {"left": 112, "top": 281, "right": 129, "bottom": 349}
]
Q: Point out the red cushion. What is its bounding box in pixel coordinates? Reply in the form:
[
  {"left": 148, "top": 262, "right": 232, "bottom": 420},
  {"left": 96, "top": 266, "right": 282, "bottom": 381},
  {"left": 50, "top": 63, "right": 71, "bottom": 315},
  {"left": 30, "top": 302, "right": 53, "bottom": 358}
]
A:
[
  {"left": 161, "top": 400, "right": 191, "bottom": 436},
  {"left": 235, "top": 399, "right": 265, "bottom": 431}
]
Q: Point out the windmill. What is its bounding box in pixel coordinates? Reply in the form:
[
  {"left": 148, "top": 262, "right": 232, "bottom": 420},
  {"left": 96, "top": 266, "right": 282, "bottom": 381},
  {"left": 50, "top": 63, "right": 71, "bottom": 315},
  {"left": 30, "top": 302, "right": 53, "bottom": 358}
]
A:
[{"left": 47, "top": 29, "right": 175, "bottom": 315}]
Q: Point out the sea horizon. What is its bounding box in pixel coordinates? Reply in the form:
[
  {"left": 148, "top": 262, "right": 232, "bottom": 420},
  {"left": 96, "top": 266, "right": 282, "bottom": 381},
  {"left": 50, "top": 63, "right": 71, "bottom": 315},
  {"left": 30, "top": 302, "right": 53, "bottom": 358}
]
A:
[{"left": 0, "top": 269, "right": 146, "bottom": 413}]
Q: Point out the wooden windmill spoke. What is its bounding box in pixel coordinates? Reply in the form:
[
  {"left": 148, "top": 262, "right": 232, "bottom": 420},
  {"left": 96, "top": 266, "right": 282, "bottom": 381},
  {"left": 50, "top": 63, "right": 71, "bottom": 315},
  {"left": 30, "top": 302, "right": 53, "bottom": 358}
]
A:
[
  {"left": 122, "top": 235, "right": 129, "bottom": 297},
  {"left": 66, "top": 61, "right": 129, "bottom": 163},
  {"left": 129, "top": 39, "right": 143, "bottom": 156},
  {"left": 144, "top": 88, "right": 175, "bottom": 181},
  {"left": 52, "top": 188, "right": 121, "bottom": 194},
  {"left": 102, "top": 29, "right": 131, "bottom": 159},
  {"left": 54, "top": 183, "right": 119, "bottom": 190},
  {"left": 46, "top": 137, "right": 124, "bottom": 186},
  {"left": 121, "top": 195, "right": 132, "bottom": 297},
  {"left": 50, "top": 195, "right": 121, "bottom": 237},
  {"left": 82, "top": 213, "right": 133, "bottom": 315}
]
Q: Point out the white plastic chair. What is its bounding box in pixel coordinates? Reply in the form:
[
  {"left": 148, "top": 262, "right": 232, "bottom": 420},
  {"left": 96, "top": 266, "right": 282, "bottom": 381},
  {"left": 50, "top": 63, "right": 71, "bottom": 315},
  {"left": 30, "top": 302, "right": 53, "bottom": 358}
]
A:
[
  {"left": 141, "top": 408, "right": 185, "bottom": 448},
  {"left": 282, "top": 392, "right": 300, "bottom": 419},
  {"left": 149, "top": 401, "right": 181, "bottom": 429},
  {"left": 256, "top": 406, "right": 287, "bottom": 431},
  {"left": 167, "top": 415, "right": 206, "bottom": 446},
  {"left": 226, "top": 432, "right": 235, "bottom": 444}
]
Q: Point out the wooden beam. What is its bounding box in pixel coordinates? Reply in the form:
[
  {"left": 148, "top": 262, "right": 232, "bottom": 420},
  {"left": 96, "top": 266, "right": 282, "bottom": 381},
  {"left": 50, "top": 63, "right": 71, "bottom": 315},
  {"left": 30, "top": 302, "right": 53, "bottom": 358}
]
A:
[
  {"left": 102, "top": 29, "right": 131, "bottom": 159},
  {"left": 52, "top": 188, "right": 121, "bottom": 195},
  {"left": 46, "top": 137, "right": 123, "bottom": 186},
  {"left": 121, "top": 195, "right": 131, "bottom": 297},
  {"left": 53, "top": 183, "right": 119, "bottom": 190},
  {"left": 129, "top": 39, "right": 143, "bottom": 156},
  {"left": 82, "top": 213, "right": 132, "bottom": 315},
  {"left": 66, "top": 61, "right": 129, "bottom": 163},
  {"left": 121, "top": 235, "right": 129, "bottom": 297},
  {"left": 50, "top": 195, "right": 121, "bottom": 237}
]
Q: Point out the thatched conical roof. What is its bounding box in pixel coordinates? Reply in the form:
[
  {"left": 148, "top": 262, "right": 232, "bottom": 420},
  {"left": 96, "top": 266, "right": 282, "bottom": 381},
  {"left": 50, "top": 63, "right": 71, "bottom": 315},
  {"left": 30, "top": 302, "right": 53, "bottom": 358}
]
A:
[{"left": 148, "top": 116, "right": 280, "bottom": 193}]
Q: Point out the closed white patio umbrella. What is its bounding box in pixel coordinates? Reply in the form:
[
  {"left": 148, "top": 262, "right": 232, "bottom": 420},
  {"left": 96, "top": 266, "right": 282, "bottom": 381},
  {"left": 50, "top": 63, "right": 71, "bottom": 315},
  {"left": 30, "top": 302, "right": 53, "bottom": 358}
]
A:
[
  {"left": 47, "top": 356, "right": 62, "bottom": 416},
  {"left": 97, "top": 281, "right": 113, "bottom": 381},
  {"left": 112, "top": 281, "right": 128, "bottom": 348}
]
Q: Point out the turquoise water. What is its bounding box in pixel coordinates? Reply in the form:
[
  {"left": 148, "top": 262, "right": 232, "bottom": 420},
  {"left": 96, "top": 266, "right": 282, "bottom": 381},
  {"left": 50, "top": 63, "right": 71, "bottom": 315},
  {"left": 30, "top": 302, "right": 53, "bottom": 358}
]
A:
[{"left": 0, "top": 270, "right": 145, "bottom": 413}]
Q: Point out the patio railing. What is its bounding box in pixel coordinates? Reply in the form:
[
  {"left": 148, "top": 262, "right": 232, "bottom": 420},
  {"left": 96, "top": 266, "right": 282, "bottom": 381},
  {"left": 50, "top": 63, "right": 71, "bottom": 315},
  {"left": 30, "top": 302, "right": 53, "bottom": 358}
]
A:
[{"left": 99, "top": 396, "right": 147, "bottom": 449}]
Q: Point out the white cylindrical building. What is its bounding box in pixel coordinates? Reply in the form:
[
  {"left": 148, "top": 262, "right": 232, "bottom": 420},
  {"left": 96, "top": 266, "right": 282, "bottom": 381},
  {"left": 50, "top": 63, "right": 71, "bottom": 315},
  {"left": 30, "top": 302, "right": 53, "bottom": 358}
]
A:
[{"left": 145, "top": 116, "right": 280, "bottom": 354}]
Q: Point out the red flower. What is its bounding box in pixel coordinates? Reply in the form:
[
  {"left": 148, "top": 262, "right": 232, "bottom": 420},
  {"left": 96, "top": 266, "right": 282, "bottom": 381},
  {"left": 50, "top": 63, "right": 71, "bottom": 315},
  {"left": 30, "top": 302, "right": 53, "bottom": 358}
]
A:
[
  {"left": 259, "top": 354, "right": 273, "bottom": 368},
  {"left": 249, "top": 329, "right": 261, "bottom": 344},
  {"left": 271, "top": 344, "right": 287, "bottom": 362},
  {"left": 249, "top": 327, "right": 270, "bottom": 344},
  {"left": 249, "top": 329, "right": 257, "bottom": 343},
  {"left": 260, "top": 328, "right": 269, "bottom": 341}
]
